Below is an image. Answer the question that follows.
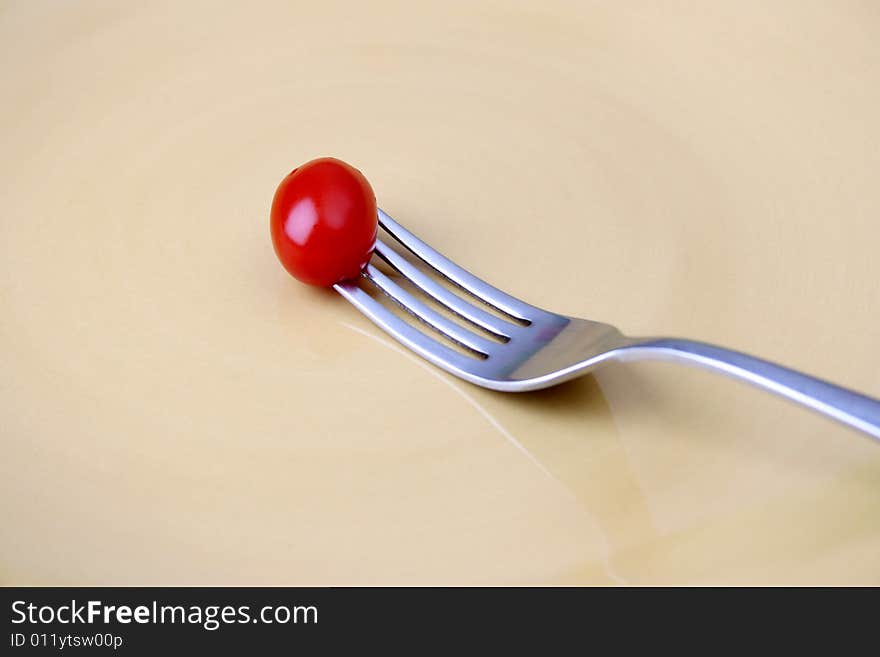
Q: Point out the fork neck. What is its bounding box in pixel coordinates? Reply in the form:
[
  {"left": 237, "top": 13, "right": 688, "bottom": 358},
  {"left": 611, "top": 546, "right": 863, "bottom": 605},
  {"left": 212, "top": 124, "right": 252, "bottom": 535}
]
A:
[{"left": 617, "top": 337, "right": 880, "bottom": 442}]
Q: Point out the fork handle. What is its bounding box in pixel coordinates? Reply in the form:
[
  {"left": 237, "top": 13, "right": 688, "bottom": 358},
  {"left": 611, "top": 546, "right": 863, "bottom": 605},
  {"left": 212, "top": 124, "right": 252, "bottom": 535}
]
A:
[{"left": 619, "top": 338, "right": 880, "bottom": 441}]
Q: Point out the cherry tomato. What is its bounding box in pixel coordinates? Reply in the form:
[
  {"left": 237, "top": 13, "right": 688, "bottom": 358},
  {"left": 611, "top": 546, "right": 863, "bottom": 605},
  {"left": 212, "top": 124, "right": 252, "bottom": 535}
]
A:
[{"left": 270, "top": 157, "right": 377, "bottom": 287}]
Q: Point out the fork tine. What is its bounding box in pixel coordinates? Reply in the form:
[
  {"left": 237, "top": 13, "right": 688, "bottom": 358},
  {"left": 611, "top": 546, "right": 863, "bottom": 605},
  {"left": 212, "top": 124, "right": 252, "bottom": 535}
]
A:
[
  {"left": 334, "top": 280, "right": 484, "bottom": 374},
  {"left": 378, "top": 209, "right": 537, "bottom": 322},
  {"left": 363, "top": 264, "right": 496, "bottom": 356},
  {"left": 373, "top": 240, "right": 518, "bottom": 339}
]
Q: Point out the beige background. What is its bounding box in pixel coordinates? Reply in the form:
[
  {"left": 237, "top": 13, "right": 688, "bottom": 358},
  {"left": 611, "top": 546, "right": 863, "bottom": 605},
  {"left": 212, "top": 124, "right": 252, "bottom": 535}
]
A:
[{"left": 2, "top": 0, "right": 879, "bottom": 585}]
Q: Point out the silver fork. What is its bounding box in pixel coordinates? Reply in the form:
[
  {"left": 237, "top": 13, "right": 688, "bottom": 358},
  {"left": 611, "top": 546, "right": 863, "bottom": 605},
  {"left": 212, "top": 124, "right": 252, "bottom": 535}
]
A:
[{"left": 335, "top": 210, "right": 880, "bottom": 442}]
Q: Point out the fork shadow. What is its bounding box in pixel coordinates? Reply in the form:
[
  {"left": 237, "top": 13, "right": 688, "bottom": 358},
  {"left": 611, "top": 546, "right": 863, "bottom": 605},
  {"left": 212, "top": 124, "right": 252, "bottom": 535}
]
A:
[
  {"left": 479, "top": 374, "right": 661, "bottom": 582},
  {"left": 482, "top": 356, "right": 880, "bottom": 582},
  {"left": 504, "top": 374, "right": 610, "bottom": 415}
]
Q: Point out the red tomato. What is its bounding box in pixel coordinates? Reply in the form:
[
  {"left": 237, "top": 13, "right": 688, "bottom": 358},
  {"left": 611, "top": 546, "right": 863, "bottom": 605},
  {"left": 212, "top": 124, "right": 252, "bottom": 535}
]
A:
[{"left": 270, "top": 157, "right": 377, "bottom": 287}]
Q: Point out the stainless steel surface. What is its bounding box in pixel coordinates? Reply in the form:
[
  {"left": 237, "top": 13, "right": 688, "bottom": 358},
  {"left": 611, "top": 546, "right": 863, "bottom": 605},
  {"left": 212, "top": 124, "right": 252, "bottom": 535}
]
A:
[{"left": 336, "top": 210, "right": 880, "bottom": 441}]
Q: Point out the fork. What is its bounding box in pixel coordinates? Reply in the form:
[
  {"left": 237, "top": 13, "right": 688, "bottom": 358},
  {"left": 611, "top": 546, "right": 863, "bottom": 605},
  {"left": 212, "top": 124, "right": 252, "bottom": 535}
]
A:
[{"left": 335, "top": 210, "right": 880, "bottom": 442}]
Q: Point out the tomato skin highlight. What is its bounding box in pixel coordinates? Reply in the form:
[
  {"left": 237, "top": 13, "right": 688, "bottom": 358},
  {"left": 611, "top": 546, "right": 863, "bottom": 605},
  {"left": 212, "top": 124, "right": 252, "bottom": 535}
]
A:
[{"left": 270, "top": 157, "right": 378, "bottom": 287}]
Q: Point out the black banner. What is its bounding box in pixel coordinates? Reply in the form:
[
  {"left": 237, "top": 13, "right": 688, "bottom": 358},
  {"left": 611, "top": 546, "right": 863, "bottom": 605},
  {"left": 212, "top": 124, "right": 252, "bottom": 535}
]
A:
[{"left": 1, "top": 586, "right": 867, "bottom": 652}]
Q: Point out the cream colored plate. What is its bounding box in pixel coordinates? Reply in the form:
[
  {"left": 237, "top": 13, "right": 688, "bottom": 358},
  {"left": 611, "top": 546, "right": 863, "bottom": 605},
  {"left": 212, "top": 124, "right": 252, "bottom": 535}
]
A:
[{"left": 2, "top": 1, "right": 879, "bottom": 585}]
